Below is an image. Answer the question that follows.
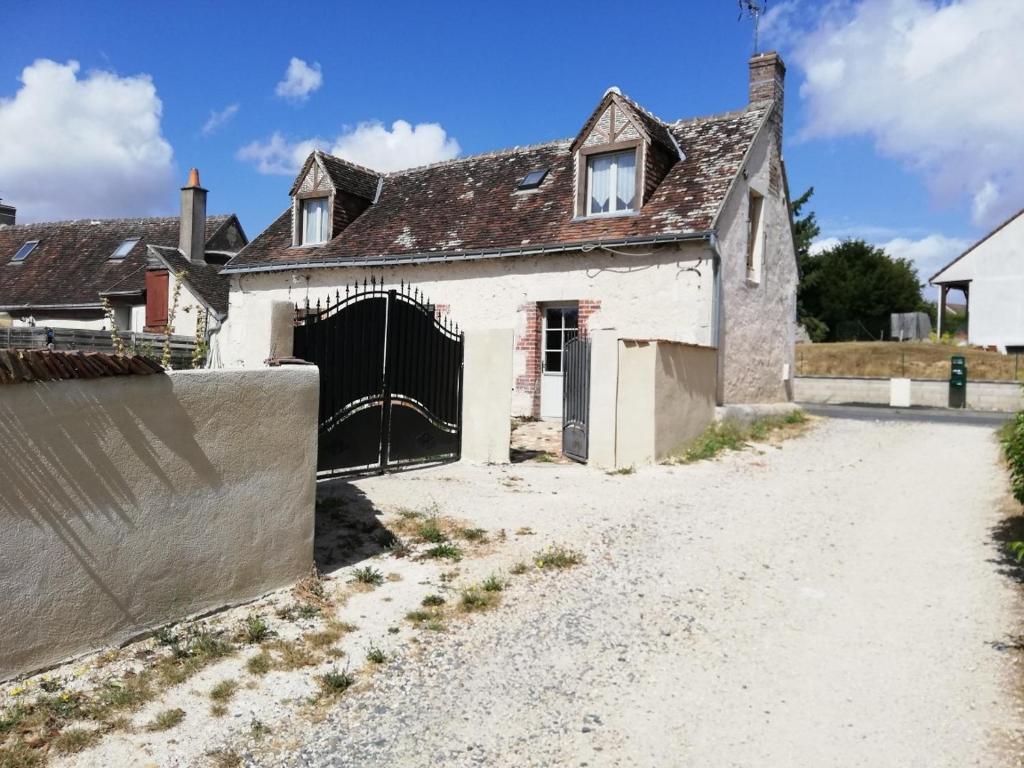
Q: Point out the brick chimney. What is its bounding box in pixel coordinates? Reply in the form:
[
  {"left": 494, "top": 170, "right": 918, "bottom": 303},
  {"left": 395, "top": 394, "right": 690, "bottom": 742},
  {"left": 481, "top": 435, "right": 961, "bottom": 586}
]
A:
[
  {"left": 0, "top": 199, "right": 15, "bottom": 227},
  {"left": 179, "top": 168, "right": 207, "bottom": 264},
  {"left": 749, "top": 51, "right": 786, "bottom": 144}
]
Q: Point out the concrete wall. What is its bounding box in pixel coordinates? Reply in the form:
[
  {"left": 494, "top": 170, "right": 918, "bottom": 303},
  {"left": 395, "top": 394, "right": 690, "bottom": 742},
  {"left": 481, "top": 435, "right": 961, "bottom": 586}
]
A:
[
  {"left": 715, "top": 118, "right": 798, "bottom": 404},
  {"left": 0, "top": 367, "right": 318, "bottom": 680},
  {"left": 461, "top": 329, "right": 513, "bottom": 463},
  {"left": 590, "top": 333, "right": 718, "bottom": 468},
  {"left": 217, "top": 299, "right": 294, "bottom": 368},
  {"left": 794, "top": 375, "right": 1024, "bottom": 412},
  {"left": 227, "top": 244, "right": 716, "bottom": 415}
]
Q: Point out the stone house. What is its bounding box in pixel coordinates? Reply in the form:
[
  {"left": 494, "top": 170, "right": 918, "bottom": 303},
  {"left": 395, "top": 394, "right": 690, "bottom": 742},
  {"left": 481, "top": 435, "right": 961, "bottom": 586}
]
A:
[
  {"left": 222, "top": 52, "right": 797, "bottom": 418},
  {"left": 931, "top": 207, "right": 1024, "bottom": 352},
  {"left": 0, "top": 171, "right": 245, "bottom": 339}
]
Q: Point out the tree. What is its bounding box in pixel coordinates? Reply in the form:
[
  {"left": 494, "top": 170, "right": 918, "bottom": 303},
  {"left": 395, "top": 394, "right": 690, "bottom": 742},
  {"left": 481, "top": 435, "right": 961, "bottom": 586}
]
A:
[
  {"left": 790, "top": 188, "right": 827, "bottom": 340},
  {"left": 799, "top": 240, "right": 926, "bottom": 342}
]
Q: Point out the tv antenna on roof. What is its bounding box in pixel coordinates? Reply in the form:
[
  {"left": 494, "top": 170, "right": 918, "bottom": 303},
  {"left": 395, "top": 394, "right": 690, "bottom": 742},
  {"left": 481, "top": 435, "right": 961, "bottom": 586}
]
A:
[{"left": 738, "top": 0, "right": 768, "bottom": 54}]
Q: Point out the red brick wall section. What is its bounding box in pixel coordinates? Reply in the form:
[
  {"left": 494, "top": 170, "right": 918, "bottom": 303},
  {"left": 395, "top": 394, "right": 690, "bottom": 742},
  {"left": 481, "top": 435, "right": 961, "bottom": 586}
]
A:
[
  {"left": 515, "top": 302, "right": 542, "bottom": 417},
  {"left": 578, "top": 299, "right": 601, "bottom": 335}
]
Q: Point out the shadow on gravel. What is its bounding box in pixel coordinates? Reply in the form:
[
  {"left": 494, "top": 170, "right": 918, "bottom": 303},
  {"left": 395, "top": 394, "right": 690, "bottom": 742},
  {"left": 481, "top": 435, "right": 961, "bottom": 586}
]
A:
[
  {"left": 989, "top": 503, "right": 1024, "bottom": 586},
  {"left": 313, "top": 480, "right": 396, "bottom": 573}
]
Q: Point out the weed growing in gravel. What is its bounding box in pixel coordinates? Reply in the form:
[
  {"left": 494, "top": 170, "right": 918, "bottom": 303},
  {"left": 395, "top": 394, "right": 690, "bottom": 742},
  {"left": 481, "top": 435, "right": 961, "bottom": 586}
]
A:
[
  {"left": 269, "top": 638, "right": 319, "bottom": 670},
  {"left": 145, "top": 708, "right": 185, "bottom": 732},
  {"left": 0, "top": 741, "right": 42, "bottom": 767},
  {"left": 534, "top": 546, "right": 584, "bottom": 570},
  {"left": 607, "top": 466, "right": 635, "bottom": 475},
  {"left": 515, "top": 526, "right": 535, "bottom": 536},
  {"left": 246, "top": 650, "right": 272, "bottom": 676},
  {"left": 250, "top": 718, "right": 270, "bottom": 740},
  {"left": 426, "top": 619, "right": 446, "bottom": 632},
  {"left": 154, "top": 626, "right": 234, "bottom": 685},
  {"left": 210, "top": 679, "right": 239, "bottom": 703},
  {"left": 421, "top": 594, "right": 446, "bottom": 607},
  {"left": 422, "top": 543, "right": 462, "bottom": 561},
  {"left": 317, "top": 668, "right": 355, "bottom": 698},
  {"left": 91, "top": 673, "right": 153, "bottom": 717},
  {"left": 482, "top": 574, "right": 505, "bottom": 592},
  {"left": 387, "top": 536, "right": 412, "bottom": 558},
  {"left": 455, "top": 526, "right": 488, "bottom": 543},
  {"left": 206, "top": 748, "right": 243, "bottom": 768},
  {"left": 416, "top": 518, "right": 448, "bottom": 543},
  {"left": 460, "top": 586, "right": 498, "bottom": 612},
  {"left": 396, "top": 508, "right": 423, "bottom": 520},
  {"left": 675, "top": 412, "right": 811, "bottom": 464},
  {"left": 366, "top": 645, "right": 388, "bottom": 664},
  {"left": 405, "top": 609, "right": 432, "bottom": 623},
  {"left": 510, "top": 561, "right": 530, "bottom": 575},
  {"left": 349, "top": 566, "right": 385, "bottom": 586},
  {"left": 294, "top": 568, "right": 329, "bottom": 607},
  {"left": 51, "top": 727, "right": 100, "bottom": 754},
  {"left": 241, "top": 615, "right": 272, "bottom": 644}
]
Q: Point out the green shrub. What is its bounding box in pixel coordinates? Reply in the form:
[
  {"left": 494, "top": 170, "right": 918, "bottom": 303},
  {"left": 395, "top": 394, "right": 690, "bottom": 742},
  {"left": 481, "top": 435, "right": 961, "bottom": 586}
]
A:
[{"left": 1002, "top": 413, "right": 1024, "bottom": 505}]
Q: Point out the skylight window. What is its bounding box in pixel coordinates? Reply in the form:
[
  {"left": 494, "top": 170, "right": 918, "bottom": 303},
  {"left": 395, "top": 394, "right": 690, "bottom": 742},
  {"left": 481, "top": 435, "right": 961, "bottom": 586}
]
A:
[
  {"left": 109, "top": 238, "right": 139, "bottom": 260},
  {"left": 10, "top": 240, "right": 38, "bottom": 263},
  {"left": 518, "top": 169, "right": 548, "bottom": 191}
]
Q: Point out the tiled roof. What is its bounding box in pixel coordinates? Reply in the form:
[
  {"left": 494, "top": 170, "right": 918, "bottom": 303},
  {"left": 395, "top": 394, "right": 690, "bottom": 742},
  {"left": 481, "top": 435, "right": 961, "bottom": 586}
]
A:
[
  {"left": 0, "top": 216, "right": 230, "bottom": 310},
  {"left": 318, "top": 152, "right": 380, "bottom": 201},
  {"left": 149, "top": 245, "right": 230, "bottom": 318},
  {"left": 0, "top": 348, "right": 164, "bottom": 385},
  {"left": 226, "top": 104, "right": 769, "bottom": 272}
]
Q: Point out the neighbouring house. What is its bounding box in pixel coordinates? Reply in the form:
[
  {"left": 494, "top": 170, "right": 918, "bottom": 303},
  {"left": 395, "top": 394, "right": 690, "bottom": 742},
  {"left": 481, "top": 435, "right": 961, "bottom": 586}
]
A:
[
  {"left": 0, "top": 170, "right": 246, "bottom": 338},
  {"left": 222, "top": 51, "right": 798, "bottom": 418},
  {"left": 930, "top": 208, "right": 1024, "bottom": 352}
]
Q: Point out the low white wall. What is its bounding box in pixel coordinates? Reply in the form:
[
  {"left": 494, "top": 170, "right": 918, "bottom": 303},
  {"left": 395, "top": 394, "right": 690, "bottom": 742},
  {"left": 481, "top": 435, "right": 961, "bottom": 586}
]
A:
[
  {"left": 461, "top": 329, "right": 513, "bottom": 463},
  {"left": 794, "top": 375, "right": 1024, "bottom": 412},
  {"left": 0, "top": 367, "right": 318, "bottom": 680},
  {"left": 218, "top": 298, "right": 295, "bottom": 368}
]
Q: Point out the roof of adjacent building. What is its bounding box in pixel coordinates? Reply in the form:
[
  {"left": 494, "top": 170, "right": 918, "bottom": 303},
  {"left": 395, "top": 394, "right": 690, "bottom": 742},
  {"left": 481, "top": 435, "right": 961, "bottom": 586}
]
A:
[
  {"left": 225, "top": 101, "right": 772, "bottom": 273},
  {"left": 0, "top": 215, "right": 235, "bottom": 311},
  {"left": 930, "top": 207, "right": 1024, "bottom": 285},
  {"left": 148, "top": 245, "right": 230, "bottom": 318}
]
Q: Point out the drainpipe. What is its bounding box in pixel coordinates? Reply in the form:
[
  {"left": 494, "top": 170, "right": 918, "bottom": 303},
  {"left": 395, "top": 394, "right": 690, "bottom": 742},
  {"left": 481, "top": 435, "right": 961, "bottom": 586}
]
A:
[{"left": 709, "top": 233, "right": 725, "bottom": 406}]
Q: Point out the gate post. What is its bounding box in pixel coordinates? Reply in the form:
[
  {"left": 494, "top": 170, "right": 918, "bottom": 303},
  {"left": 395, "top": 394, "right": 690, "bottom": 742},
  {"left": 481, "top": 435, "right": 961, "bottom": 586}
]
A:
[
  {"left": 461, "top": 329, "right": 513, "bottom": 463},
  {"left": 587, "top": 330, "right": 620, "bottom": 470}
]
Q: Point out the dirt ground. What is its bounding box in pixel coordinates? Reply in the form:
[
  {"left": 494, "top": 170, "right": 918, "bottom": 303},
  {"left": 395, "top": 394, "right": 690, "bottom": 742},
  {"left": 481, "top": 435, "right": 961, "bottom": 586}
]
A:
[
  {"left": 8, "top": 416, "right": 1024, "bottom": 767},
  {"left": 796, "top": 341, "right": 1024, "bottom": 381}
]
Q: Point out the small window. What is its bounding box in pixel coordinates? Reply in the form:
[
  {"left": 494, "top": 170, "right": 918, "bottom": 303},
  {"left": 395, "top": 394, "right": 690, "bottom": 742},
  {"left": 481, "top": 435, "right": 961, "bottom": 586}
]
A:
[
  {"left": 301, "top": 198, "right": 329, "bottom": 245},
  {"left": 109, "top": 238, "right": 139, "bottom": 260},
  {"left": 10, "top": 240, "right": 38, "bottom": 263},
  {"left": 747, "top": 190, "right": 765, "bottom": 283},
  {"left": 586, "top": 150, "right": 636, "bottom": 215},
  {"left": 518, "top": 169, "right": 548, "bottom": 190}
]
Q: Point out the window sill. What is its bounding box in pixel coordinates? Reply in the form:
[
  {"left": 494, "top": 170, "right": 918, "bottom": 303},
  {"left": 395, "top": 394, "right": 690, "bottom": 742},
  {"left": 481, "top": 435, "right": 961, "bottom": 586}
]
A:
[
  {"left": 571, "top": 210, "right": 639, "bottom": 223},
  {"left": 290, "top": 242, "right": 328, "bottom": 249}
]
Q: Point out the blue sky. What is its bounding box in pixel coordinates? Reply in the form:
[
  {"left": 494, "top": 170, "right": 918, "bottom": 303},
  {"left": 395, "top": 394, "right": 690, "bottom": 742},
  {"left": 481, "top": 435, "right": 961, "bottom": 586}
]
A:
[{"left": 1, "top": 0, "right": 1018, "bottom": 289}]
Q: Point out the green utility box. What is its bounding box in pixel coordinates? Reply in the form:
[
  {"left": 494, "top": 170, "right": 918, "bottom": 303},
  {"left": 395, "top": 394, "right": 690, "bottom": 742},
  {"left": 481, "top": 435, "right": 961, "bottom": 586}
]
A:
[{"left": 949, "top": 355, "right": 967, "bottom": 409}]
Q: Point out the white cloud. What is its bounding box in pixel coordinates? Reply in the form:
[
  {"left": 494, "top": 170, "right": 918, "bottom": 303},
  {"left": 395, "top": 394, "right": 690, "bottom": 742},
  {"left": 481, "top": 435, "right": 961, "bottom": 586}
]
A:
[
  {"left": 275, "top": 58, "right": 322, "bottom": 102},
  {"left": 809, "top": 236, "right": 841, "bottom": 255},
  {"left": 237, "top": 120, "right": 461, "bottom": 175},
  {"left": 0, "top": 59, "right": 174, "bottom": 222},
  {"left": 202, "top": 103, "right": 239, "bottom": 136},
  {"left": 770, "top": 0, "right": 1024, "bottom": 228}
]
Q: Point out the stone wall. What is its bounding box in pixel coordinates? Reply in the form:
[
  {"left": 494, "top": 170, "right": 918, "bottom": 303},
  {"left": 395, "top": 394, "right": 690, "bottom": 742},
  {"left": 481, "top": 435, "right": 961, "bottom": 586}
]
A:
[
  {"left": 794, "top": 375, "right": 1024, "bottom": 412},
  {"left": 0, "top": 367, "right": 318, "bottom": 680}
]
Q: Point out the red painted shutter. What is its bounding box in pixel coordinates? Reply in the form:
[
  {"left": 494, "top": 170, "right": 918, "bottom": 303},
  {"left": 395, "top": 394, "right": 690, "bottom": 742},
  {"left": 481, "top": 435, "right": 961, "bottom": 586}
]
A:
[{"left": 145, "top": 270, "right": 169, "bottom": 330}]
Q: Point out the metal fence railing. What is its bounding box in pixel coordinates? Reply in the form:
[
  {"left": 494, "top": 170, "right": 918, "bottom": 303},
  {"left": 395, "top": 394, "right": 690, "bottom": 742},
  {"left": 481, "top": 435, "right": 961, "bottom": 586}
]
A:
[{"left": 1, "top": 326, "right": 198, "bottom": 368}]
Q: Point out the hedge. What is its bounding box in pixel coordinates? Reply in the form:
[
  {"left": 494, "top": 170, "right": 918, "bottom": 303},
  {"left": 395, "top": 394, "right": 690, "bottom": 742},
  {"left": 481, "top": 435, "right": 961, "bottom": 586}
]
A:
[{"left": 1002, "top": 411, "right": 1024, "bottom": 506}]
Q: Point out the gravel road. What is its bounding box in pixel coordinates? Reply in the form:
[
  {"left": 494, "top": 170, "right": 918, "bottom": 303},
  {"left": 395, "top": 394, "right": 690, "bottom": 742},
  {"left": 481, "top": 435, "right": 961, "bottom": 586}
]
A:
[{"left": 263, "top": 418, "right": 1024, "bottom": 767}]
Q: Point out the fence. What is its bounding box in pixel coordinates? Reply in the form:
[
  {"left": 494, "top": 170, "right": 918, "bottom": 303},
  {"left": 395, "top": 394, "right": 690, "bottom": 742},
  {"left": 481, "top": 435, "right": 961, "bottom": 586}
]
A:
[{"left": 2, "top": 326, "right": 198, "bottom": 368}]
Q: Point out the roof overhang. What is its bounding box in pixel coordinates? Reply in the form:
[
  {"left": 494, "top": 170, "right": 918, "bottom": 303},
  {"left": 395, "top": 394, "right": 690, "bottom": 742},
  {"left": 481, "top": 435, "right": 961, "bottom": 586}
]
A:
[{"left": 221, "top": 231, "right": 713, "bottom": 275}]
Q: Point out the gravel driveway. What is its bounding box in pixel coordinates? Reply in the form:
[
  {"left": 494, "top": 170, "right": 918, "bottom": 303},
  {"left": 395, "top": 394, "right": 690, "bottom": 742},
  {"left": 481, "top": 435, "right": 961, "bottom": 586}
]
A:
[{"left": 265, "top": 417, "right": 1023, "bottom": 767}]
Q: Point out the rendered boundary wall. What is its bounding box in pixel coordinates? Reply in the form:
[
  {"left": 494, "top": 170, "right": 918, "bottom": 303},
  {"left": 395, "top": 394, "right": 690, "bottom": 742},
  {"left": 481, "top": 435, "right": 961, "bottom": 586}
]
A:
[
  {"left": 590, "top": 333, "right": 718, "bottom": 469},
  {"left": 794, "top": 375, "right": 1024, "bottom": 412},
  {"left": 0, "top": 367, "right": 318, "bottom": 680}
]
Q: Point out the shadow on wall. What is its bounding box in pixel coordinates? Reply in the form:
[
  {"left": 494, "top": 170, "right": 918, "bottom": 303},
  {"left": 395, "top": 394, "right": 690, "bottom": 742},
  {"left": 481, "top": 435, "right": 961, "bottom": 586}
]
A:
[
  {"left": 313, "top": 480, "right": 396, "bottom": 572},
  {"left": 0, "top": 378, "right": 221, "bottom": 624}
]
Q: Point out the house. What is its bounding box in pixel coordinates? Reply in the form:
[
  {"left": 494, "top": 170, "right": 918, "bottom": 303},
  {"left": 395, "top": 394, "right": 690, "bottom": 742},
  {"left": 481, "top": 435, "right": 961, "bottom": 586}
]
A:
[
  {"left": 930, "top": 208, "right": 1024, "bottom": 352},
  {"left": 0, "top": 171, "right": 246, "bottom": 339},
  {"left": 222, "top": 52, "right": 797, "bottom": 418}
]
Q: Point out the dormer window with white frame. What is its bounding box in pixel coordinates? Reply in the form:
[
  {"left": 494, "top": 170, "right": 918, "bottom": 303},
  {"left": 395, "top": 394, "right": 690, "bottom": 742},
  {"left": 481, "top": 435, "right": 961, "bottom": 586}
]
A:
[
  {"left": 301, "top": 197, "right": 329, "bottom": 245},
  {"left": 586, "top": 149, "right": 637, "bottom": 216}
]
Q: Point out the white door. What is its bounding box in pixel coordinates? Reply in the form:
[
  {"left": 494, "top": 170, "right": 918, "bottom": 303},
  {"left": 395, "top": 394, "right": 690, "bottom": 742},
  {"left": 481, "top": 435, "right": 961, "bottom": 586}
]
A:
[{"left": 539, "top": 304, "right": 579, "bottom": 420}]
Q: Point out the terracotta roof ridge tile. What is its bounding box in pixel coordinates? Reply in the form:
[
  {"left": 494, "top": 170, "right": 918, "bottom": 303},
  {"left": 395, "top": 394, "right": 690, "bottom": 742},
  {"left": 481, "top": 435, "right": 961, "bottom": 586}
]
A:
[
  {"left": 315, "top": 150, "right": 383, "bottom": 178},
  {"left": 383, "top": 138, "right": 573, "bottom": 177},
  {"left": 668, "top": 104, "right": 765, "bottom": 128}
]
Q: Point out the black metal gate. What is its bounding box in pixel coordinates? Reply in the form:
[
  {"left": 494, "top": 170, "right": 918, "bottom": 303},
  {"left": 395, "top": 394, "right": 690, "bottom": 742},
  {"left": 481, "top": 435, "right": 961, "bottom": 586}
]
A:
[
  {"left": 562, "top": 336, "right": 591, "bottom": 463},
  {"left": 293, "top": 280, "right": 464, "bottom": 476}
]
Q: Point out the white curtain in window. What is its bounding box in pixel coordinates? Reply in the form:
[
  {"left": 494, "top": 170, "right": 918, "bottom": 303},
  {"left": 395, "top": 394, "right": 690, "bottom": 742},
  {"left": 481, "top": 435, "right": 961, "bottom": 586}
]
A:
[
  {"left": 615, "top": 150, "right": 636, "bottom": 211},
  {"left": 589, "top": 155, "right": 612, "bottom": 214},
  {"left": 304, "top": 199, "right": 327, "bottom": 244}
]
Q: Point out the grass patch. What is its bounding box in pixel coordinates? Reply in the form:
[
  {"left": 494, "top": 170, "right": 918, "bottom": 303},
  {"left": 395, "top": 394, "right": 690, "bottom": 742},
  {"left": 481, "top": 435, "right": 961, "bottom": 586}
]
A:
[
  {"left": 366, "top": 645, "right": 388, "bottom": 664},
  {"left": 387, "top": 536, "right": 412, "bottom": 558},
  {"left": 241, "top": 615, "right": 272, "bottom": 644},
  {"left": 349, "top": 566, "right": 385, "bottom": 586},
  {"left": 210, "top": 679, "right": 239, "bottom": 703},
  {"left": 0, "top": 741, "right": 43, "bottom": 768},
  {"left": 421, "top": 594, "right": 446, "bottom": 607},
  {"left": 422, "top": 543, "right": 462, "bottom": 561},
  {"left": 396, "top": 508, "right": 423, "bottom": 521},
  {"left": 606, "top": 466, "right": 635, "bottom": 475},
  {"left": 51, "top": 727, "right": 101, "bottom": 754},
  {"left": 246, "top": 650, "right": 272, "bottom": 676},
  {"left": 317, "top": 668, "right": 354, "bottom": 698},
  {"left": 405, "top": 609, "right": 432, "bottom": 623},
  {"left": 534, "top": 545, "right": 584, "bottom": 570},
  {"left": 674, "top": 412, "right": 810, "bottom": 464},
  {"left": 90, "top": 672, "right": 153, "bottom": 717},
  {"left": 293, "top": 568, "right": 329, "bottom": 607},
  {"left": 416, "top": 518, "right": 448, "bottom": 543},
  {"left": 153, "top": 627, "right": 234, "bottom": 686},
  {"left": 510, "top": 561, "right": 530, "bottom": 575},
  {"left": 207, "top": 748, "right": 243, "bottom": 768},
  {"left": 145, "top": 707, "right": 185, "bottom": 732},
  {"left": 481, "top": 574, "right": 505, "bottom": 592},
  {"left": 460, "top": 586, "right": 500, "bottom": 612},
  {"left": 250, "top": 718, "right": 270, "bottom": 741},
  {"left": 269, "top": 638, "right": 319, "bottom": 670},
  {"left": 454, "top": 526, "right": 488, "bottom": 543}
]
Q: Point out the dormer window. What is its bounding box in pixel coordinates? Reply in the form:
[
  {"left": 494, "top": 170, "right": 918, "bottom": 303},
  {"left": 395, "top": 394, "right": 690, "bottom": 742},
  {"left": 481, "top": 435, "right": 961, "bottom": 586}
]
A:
[
  {"left": 10, "top": 240, "right": 38, "bottom": 263},
  {"left": 301, "top": 198, "right": 329, "bottom": 245},
  {"left": 109, "top": 238, "right": 139, "bottom": 261},
  {"left": 586, "top": 149, "right": 637, "bottom": 216}
]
